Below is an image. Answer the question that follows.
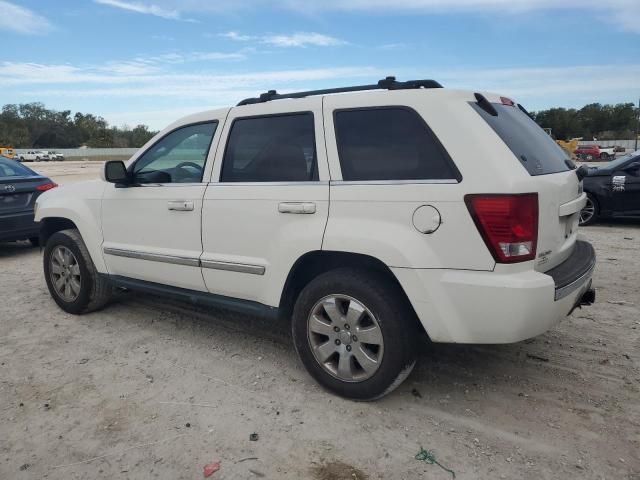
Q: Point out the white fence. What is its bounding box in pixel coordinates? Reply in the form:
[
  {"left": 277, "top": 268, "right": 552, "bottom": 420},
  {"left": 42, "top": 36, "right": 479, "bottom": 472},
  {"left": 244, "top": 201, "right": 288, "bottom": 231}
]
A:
[{"left": 14, "top": 148, "right": 138, "bottom": 159}]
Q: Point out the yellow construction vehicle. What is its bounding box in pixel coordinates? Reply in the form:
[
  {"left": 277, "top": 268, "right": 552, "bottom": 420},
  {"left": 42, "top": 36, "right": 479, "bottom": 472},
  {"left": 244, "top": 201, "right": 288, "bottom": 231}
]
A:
[
  {"left": 0, "top": 146, "right": 16, "bottom": 159},
  {"left": 556, "top": 139, "right": 580, "bottom": 157},
  {"left": 543, "top": 129, "right": 580, "bottom": 158}
]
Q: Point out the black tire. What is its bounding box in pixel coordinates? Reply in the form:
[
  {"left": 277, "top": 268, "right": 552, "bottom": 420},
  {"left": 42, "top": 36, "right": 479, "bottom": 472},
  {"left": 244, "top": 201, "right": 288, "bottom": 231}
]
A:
[
  {"left": 585, "top": 154, "right": 593, "bottom": 161},
  {"left": 19, "top": 156, "right": 24, "bottom": 162},
  {"left": 600, "top": 152, "right": 608, "bottom": 160},
  {"left": 35, "top": 157, "right": 40, "bottom": 162},
  {"left": 292, "top": 268, "right": 417, "bottom": 400},
  {"left": 579, "top": 193, "right": 598, "bottom": 226},
  {"left": 43, "top": 229, "right": 112, "bottom": 314},
  {"left": 29, "top": 236, "right": 40, "bottom": 247}
]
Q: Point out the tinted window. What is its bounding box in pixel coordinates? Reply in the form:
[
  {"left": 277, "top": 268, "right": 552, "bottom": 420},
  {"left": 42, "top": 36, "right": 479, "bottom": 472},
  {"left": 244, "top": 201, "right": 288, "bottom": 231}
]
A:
[
  {"left": 334, "top": 107, "right": 459, "bottom": 181},
  {"left": 133, "top": 122, "right": 217, "bottom": 184},
  {"left": 472, "top": 103, "right": 570, "bottom": 176},
  {"left": 221, "top": 113, "right": 317, "bottom": 182},
  {"left": 0, "top": 158, "right": 34, "bottom": 177}
]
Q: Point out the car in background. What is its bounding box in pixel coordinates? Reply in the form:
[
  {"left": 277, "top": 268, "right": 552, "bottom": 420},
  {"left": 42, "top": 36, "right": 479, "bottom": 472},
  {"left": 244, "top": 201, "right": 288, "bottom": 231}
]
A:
[
  {"left": 41, "top": 150, "right": 65, "bottom": 161},
  {"left": 579, "top": 150, "right": 640, "bottom": 225},
  {"left": 0, "top": 156, "right": 57, "bottom": 245},
  {"left": 574, "top": 145, "right": 615, "bottom": 161},
  {"left": 19, "top": 151, "right": 50, "bottom": 162}
]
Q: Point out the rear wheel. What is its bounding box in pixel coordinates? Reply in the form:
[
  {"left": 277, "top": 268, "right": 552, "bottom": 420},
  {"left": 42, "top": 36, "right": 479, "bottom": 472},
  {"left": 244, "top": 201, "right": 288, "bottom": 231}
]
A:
[
  {"left": 579, "top": 193, "right": 598, "bottom": 226},
  {"left": 292, "top": 268, "right": 417, "bottom": 400},
  {"left": 44, "top": 229, "right": 112, "bottom": 314},
  {"left": 585, "top": 154, "right": 593, "bottom": 161}
]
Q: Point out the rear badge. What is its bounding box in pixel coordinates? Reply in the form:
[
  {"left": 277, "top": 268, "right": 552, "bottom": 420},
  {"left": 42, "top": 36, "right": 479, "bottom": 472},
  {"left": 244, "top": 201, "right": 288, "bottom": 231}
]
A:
[{"left": 537, "top": 250, "right": 552, "bottom": 266}]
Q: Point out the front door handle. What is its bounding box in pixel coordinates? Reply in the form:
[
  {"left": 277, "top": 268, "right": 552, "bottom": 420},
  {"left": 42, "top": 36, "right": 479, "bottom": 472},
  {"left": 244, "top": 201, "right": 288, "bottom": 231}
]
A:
[
  {"left": 278, "top": 202, "right": 316, "bottom": 214},
  {"left": 168, "top": 200, "right": 194, "bottom": 211}
]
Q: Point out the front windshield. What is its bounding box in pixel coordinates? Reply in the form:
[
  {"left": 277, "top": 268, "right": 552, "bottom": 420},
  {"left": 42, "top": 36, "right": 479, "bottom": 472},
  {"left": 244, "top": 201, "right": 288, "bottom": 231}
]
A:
[{"left": 600, "top": 150, "right": 640, "bottom": 171}]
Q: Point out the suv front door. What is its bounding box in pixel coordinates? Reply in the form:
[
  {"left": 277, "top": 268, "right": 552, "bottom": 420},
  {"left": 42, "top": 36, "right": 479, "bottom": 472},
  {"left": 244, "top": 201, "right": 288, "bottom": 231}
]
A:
[
  {"left": 201, "top": 98, "right": 330, "bottom": 307},
  {"left": 101, "top": 117, "right": 225, "bottom": 291}
]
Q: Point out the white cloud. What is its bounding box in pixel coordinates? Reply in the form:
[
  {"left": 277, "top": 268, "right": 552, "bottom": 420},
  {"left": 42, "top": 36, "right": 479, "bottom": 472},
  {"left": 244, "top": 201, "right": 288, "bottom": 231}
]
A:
[
  {"left": 219, "top": 31, "right": 256, "bottom": 41},
  {"left": 0, "top": 0, "right": 53, "bottom": 35},
  {"left": 94, "top": 0, "right": 194, "bottom": 21},
  {"left": 220, "top": 31, "right": 347, "bottom": 47},
  {"left": 263, "top": 32, "right": 347, "bottom": 47}
]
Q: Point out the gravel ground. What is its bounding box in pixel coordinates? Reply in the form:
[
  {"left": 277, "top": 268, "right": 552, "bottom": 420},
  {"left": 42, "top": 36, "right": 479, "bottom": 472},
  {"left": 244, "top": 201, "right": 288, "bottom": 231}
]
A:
[{"left": 0, "top": 162, "right": 638, "bottom": 479}]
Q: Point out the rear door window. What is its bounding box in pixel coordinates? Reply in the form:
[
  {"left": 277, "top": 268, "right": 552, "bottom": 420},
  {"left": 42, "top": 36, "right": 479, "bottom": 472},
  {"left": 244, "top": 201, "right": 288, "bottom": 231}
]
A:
[
  {"left": 221, "top": 113, "right": 317, "bottom": 182},
  {"left": 472, "top": 103, "right": 570, "bottom": 176},
  {"left": 333, "top": 107, "right": 460, "bottom": 181}
]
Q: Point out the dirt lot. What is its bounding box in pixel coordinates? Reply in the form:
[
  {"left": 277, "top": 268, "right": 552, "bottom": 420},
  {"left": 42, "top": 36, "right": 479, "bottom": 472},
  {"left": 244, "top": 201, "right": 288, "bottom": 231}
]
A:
[{"left": 1, "top": 162, "right": 638, "bottom": 479}]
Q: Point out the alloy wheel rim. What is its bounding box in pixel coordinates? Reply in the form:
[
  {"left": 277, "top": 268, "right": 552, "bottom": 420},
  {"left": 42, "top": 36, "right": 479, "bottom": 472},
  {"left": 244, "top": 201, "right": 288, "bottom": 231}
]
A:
[
  {"left": 579, "top": 198, "right": 595, "bottom": 225},
  {"left": 50, "top": 246, "right": 81, "bottom": 302},
  {"left": 307, "top": 295, "right": 384, "bottom": 382}
]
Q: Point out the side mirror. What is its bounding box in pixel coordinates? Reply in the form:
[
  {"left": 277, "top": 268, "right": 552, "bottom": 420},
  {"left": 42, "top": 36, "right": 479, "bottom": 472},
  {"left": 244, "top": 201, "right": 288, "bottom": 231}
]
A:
[{"left": 102, "top": 160, "right": 129, "bottom": 185}]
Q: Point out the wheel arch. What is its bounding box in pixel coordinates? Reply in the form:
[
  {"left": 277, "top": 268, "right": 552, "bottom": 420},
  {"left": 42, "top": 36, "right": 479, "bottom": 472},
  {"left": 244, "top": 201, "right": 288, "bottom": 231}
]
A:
[
  {"left": 38, "top": 212, "right": 107, "bottom": 273},
  {"left": 40, "top": 217, "right": 78, "bottom": 245},
  {"left": 278, "top": 250, "right": 427, "bottom": 336}
]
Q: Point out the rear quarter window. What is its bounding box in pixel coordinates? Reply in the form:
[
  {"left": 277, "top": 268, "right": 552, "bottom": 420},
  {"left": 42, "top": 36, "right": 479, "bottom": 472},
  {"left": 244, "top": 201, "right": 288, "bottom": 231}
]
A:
[
  {"left": 333, "top": 107, "right": 461, "bottom": 182},
  {"left": 472, "top": 103, "right": 570, "bottom": 176}
]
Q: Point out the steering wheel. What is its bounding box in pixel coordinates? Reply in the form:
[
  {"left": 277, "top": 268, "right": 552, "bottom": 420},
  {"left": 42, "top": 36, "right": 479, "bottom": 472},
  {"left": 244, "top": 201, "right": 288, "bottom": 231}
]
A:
[{"left": 173, "top": 161, "right": 203, "bottom": 181}]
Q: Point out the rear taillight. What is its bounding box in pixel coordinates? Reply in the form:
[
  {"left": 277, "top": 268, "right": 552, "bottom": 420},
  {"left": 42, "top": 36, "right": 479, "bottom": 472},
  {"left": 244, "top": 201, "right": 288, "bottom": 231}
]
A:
[
  {"left": 36, "top": 182, "right": 57, "bottom": 191},
  {"left": 465, "top": 193, "right": 538, "bottom": 263}
]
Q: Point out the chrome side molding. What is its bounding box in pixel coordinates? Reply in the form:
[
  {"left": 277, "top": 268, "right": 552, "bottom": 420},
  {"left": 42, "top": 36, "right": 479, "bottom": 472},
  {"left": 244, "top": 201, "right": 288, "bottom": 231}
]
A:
[
  {"left": 103, "top": 247, "right": 265, "bottom": 275},
  {"left": 103, "top": 247, "right": 200, "bottom": 267},
  {"left": 200, "top": 259, "right": 265, "bottom": 275}
]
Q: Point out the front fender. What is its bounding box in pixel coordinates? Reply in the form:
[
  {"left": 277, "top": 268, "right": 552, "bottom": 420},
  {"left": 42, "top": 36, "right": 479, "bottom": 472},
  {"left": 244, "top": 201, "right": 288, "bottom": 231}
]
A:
[{"left": 35, "top": 180, "right": 108, "bottom": 273}]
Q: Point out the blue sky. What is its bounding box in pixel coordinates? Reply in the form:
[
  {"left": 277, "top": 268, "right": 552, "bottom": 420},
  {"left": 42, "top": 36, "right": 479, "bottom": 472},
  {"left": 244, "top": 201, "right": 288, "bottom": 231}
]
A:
[{"left": 1, "top": 0, "right": 639, "bottom": 129}]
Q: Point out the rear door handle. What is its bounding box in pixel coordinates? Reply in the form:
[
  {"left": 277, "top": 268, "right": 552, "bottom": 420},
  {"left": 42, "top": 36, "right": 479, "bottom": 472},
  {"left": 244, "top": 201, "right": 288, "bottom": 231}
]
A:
[
  {"left": 168, "top": 200, "right": 194, "bottom": 211},
  {"left": 278, "top": 202, "right": 316, "bottom": 214}
]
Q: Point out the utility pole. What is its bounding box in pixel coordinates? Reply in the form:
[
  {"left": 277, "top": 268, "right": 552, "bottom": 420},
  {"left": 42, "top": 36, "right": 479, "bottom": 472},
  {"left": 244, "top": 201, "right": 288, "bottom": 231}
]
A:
[{"left": 636, "top": 97, "right": 639, "bottom": 151}]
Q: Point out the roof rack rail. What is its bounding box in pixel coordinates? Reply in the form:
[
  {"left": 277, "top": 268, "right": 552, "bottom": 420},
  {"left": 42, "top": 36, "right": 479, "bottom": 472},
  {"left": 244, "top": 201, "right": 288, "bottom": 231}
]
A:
[{"left": 236, "top": 76, "right": 443, "bottom": 106}]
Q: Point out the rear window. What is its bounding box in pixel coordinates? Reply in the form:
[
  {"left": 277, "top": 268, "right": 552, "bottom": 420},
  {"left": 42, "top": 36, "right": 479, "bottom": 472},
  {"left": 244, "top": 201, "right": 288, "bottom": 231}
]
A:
[
  {"left": 0, "top": 158, "right": 33, "bottom": 177},
  {"left": 334, "top": 107, "right": 460, "bottom": 182},
  {"left": 472, "top": 103, "right": 570, "bottom": 176}
]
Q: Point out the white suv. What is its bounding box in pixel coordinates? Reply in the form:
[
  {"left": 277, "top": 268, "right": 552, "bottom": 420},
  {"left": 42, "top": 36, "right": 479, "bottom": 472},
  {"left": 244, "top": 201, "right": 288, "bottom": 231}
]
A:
[{"left": 35, "top": 77, "right": 596, "bottom": 400}]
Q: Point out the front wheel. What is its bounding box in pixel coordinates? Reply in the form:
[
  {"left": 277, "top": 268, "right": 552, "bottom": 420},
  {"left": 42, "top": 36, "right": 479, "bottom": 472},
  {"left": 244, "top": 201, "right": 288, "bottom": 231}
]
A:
[
  {"left": 579, "top": 194, "right": 598, "bottom": 226},
  {"left": 292, "top": 268, "right": 417, "bottom": 400},
  {"left": 44, "top": 229, "right": 112, "bottom": 314},
  {"left": 600, "top": 153, "right": 609, "bottom": 160}
]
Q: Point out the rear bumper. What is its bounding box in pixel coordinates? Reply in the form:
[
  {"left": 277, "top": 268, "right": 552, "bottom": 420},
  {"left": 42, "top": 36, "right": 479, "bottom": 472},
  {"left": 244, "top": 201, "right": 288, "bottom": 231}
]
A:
[
  {"left": 0, "top": 210, "right": 38, "bottom": 241},
  {"left": 392, "top": 240, "right": 596, "bottom": 344}
]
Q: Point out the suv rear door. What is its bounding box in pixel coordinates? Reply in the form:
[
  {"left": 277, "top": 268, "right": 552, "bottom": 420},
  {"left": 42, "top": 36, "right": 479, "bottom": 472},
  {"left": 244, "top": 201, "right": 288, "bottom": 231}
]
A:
[{"left": 200, "top": 97, "right": 330, "bottom": 307}]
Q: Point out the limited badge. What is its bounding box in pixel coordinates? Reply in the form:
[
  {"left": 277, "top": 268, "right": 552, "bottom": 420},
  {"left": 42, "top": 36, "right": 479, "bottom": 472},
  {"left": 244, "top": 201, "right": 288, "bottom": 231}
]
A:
[{"left": 612, "top": 175, "right": 626, "bottom": 192}]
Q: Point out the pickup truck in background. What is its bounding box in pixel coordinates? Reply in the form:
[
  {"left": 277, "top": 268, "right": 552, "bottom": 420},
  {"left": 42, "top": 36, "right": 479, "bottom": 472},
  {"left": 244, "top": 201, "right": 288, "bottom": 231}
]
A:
[
  {"left": 18, "top": 151, "right": 50, "bottom": 162},
  {"left": 574, "top": 145, "right": 616, "bottom": 161}
]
